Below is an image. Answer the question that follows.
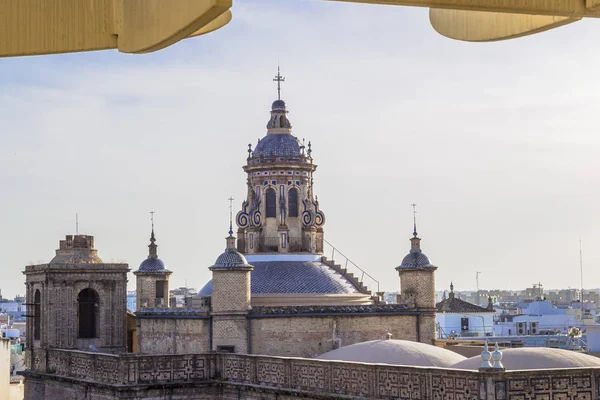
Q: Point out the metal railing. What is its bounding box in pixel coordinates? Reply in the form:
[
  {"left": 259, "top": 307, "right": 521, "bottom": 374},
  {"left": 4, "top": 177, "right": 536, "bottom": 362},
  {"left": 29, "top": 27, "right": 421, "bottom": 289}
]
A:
[
  {"left": 258, "top": 237, "right": 279, "bottom": 252},
  {"left": 323, "top": 239, "right": 379, "bottom": 293},
  {"left": 257, "top": 236, "right": 320, "bottom": 252}
]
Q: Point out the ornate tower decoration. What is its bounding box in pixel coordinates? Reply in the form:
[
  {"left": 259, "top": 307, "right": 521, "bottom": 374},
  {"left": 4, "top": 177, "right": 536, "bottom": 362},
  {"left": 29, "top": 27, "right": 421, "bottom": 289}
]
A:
[
  {"left": 236, "top": 69, "right": 326, "bottom": 254},
  {"left": 133, "top": 212, "right": 173, "bottom": 310}
]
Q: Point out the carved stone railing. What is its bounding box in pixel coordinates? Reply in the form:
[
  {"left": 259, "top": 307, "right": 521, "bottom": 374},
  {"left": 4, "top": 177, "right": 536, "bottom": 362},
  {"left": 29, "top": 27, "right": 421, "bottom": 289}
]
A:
[
  {"left": 218, "top": 353, "right": 480, "bottom": 398},
  {"left": 218, "top": 354, "right": 600, "bottom": 399},
  {"left": 39, "top": 349, "right": 212, "bottom": 385},
  {"left": 28, "top": 350, "right": 600, "bottom": 399}
]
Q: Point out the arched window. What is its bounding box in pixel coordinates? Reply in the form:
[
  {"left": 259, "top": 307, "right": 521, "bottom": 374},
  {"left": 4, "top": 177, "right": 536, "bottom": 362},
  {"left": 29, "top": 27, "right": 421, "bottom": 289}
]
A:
[
  {"left": 266, "top": 189, "right": 276, "bottom": 218},
  {"left": 78, "top": 288, "right": 99, "bottom": 339},
  {"left": 288, "top": 188, "right": 298, "bottom": 217},
  {"left": 33, "top": 290, "right": 41, "bottom": 340}
]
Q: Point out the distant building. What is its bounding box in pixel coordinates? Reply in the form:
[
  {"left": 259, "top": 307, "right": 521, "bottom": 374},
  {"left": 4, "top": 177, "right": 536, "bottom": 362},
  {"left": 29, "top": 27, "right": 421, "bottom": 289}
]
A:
[
  {"left": 126, "top": 292, "right": 136, "bottom": 312},
  {"left": 436, "top": 283, "right": 494, "bottom": 338}
]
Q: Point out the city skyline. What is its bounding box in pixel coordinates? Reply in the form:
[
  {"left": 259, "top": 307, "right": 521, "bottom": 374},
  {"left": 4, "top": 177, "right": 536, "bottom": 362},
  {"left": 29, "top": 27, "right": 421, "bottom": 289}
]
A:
[{"left": 1, "top": 0, "right": 599, "bottom": 298}]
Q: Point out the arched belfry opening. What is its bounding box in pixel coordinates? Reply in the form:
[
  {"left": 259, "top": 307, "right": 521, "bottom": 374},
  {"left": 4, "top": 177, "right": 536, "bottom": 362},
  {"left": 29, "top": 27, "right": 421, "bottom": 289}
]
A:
[
  {"left": 266, "top": 188, "right": 277, "bottom": 218},
  {"left": 288, "top": 188, "right": 298, "bottom": 217},
  {"left": 33, "top": 289, "right": 41, "bottom": 340},
  {"left": 78, "top": 288, "right": 99, "bottom": 339}
]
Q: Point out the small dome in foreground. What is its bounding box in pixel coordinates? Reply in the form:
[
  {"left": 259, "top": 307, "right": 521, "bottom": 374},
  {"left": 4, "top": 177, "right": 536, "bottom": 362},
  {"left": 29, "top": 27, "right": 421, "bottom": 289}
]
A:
[
  {"left": 316, "top": 339, "right": 466, "bottom": 368},
  {"left": 451, "top": 347, "right": 600, "bottom": 370}
]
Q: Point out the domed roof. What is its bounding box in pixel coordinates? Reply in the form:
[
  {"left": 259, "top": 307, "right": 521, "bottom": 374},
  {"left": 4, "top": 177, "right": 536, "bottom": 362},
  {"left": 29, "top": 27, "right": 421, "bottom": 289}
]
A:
[
  {"left": 396, "top": 248, "right": 434, "bottom": 269},
  {"left": 138, "top": 257, "right": 167, "bottom": 272},
  {"left": 211, "top": 248, "right": 253, "bottom": 268},
  {"left": 253, "top": 134, "right": 302, "bottom": 157},
  {"left": 49, "top": 235, "right": 103, "bottom": 264},
  {"left": 134, "top": 229, "right": 171, "bottom": 274},
  {"left": 272, "top": 99, "right": 286, "bottom": 110},
  {"left": 316, "top": 339, "right": 466, "bottom": 368},
  {"left": 200, "top": 256, "right": 364, "bottom": 296},
  {"left": 451, "top": 347, "right": 600, "bottom": 370}
]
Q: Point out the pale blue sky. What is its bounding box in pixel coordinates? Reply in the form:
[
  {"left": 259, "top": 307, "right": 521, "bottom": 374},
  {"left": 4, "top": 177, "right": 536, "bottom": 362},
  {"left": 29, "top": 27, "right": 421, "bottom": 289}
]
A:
[{"left": 1, "top": 1, "right": 599, "bottom": 298}]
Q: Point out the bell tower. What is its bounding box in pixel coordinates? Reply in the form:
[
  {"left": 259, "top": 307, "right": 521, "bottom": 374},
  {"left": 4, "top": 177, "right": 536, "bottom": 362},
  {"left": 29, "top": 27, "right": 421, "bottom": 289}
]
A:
[
  {"left": 235, "top": 69, "right": 326, "bottom": 255},
  {"left": 23, "top": 234, "right": 129, "bottom": 369}
]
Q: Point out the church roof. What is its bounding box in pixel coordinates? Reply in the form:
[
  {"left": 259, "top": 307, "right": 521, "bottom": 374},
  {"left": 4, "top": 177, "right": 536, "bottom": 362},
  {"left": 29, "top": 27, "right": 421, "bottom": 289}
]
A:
[
  {"left": 253, "top": 133, "right": 302, "bottom": 157},
  {"left": 436, "top": 296, "right": 492, "bottom": 313},
  {"left": 134, "top": 228, "right": 171, "bottom": 274},
  {"left": 49, "top": 235, "right": 104, "bottom": 264},
  {"left": 452, "top": 347, "right": 600, "bottom": 370},
  {"left": 316, "top": 339, "right": 466, "bottom": 368},
  {"left": 137, "top": 257, "right": 168, "bottom": 273},
  {"left": 396, "top": 248, "right": 434, "bottom": 269},
  {"left": 199, "top": 258, "right": 361, "bottom": 296},
  {"left": 211, "top": 248, "right": 252, "bottom": 268}
]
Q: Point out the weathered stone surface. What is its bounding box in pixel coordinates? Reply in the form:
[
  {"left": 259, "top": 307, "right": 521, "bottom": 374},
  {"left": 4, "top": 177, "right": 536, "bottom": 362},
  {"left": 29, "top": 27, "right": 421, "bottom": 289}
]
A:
[{"left": 22, "top": 351, "right": 600, "bottom": 400}]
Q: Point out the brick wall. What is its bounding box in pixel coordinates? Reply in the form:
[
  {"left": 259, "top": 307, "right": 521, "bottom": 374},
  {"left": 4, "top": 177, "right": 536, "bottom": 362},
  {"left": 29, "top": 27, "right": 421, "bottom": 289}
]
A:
[
  {"left": 400, "top": 269, "right": 436, "bottom": 308},
  {"left": 211, "top": 270, "right": 251, "bottom": 313},
  {"left": 137, "top": 317, "right": 210, "bottom": 354},
  {"left": 250, "top": 314, "right": 420, "bottom": 358}
]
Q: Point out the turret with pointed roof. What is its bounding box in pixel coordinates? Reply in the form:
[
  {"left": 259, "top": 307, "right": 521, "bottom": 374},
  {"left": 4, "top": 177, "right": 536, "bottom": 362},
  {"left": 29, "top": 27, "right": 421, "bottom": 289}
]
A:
[{"left": 134, "top": 219, "right": 172, "bottom": 310}]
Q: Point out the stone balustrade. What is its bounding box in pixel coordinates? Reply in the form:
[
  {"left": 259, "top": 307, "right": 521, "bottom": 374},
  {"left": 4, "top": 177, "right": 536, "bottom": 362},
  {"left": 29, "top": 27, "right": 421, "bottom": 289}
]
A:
[
  {"left": 36, "top": 349, "right": 212, "bottom": 385},
  {"left": 27, "top": 350, "right": 600, "bottom": 399}
]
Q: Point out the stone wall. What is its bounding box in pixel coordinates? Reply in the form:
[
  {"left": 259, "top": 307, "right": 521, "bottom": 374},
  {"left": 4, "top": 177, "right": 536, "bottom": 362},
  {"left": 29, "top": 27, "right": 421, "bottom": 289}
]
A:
[
  {"left": 24, "top": 263, "right": 129, "bottom": 354},
  {"left": 249, "top": 314, "right": 422, "bottom": 358},
  {"left": 136, "top": 313, "right": 210, "bottom": 354},
  {"left": 211, "top": 269, "right": 251, "bottom": 313},
  {"left": 22, "top": 350, "right": 600, "bottom": 400},
  {"left": 399, "top": 268, "right": 436, "bottom": 308},
  {"left": 135, "top": 305, "right": 435, "bottom": 357}
]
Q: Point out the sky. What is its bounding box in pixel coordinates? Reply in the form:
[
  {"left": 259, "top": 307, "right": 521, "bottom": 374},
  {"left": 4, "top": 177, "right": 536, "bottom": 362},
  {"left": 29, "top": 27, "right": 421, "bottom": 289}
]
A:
[{"left": 1, "top": 0, "right": 599, "bottom": 299}]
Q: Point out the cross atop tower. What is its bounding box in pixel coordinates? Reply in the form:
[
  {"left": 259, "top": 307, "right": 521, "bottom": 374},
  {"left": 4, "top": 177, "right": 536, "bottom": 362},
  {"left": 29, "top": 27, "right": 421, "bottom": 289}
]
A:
[
  {"left": 411, "top": 203, "right": 418, "bottom": 237},
  {"left": 228, "top": 197, "right": 234, "bottom": 236},
  {"left": 150, "top": 211, "right": 155, "bottom": 232},
  {"left": 273, "top": 66, "right": 285, "bottom": 100}
]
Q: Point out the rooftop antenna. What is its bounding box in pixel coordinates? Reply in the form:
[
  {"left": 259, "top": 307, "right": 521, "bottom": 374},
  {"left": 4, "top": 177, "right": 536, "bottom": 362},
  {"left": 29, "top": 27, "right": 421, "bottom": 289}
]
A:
[
  {"left": 580, "top": 237, "right": 584, "bottom": 302},
  {"left": 411, "top": 203, "right": 418, "bottom": 237},
  {"left": 273, "top": 66, "right": 285, "bottom": 100},
  {"left": 75, "top": 213, "right": 79, "bottom": 234},
  {"left": 228, "top": 197, "right": 234, "bottom": 236}
]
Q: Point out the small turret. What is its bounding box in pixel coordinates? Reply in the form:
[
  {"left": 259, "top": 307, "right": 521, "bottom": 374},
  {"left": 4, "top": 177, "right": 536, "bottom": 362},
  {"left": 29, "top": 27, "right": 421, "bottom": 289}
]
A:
[{"left": 133, "top": 213, "right": 172, "bottom": 310}]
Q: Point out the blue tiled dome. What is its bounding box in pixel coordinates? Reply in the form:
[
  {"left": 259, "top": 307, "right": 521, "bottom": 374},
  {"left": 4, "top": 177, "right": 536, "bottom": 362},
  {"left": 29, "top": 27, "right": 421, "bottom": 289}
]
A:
[
  {"left": 138, "top": 257, "right": 167, "bottom": 272},
  {"left": 272, "top": 99, "right": 286, "bottom": 110},
  {"left": 212, "top": 248, "right": 253, "bottom": 268},
  {"left": 396, "top": 249, "right": 434, "bottom": 269},
  {"left": 200, "top": 261, "right": 361, "bottom": 295},
  {"left": 253, "top": 134, "right": 302, "bottom": 157}
]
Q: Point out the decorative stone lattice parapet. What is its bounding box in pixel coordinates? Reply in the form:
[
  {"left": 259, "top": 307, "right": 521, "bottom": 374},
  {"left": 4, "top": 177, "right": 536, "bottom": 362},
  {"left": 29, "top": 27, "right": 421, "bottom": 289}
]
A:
[{"left": 22, "top": 350, "right": 600, "bottom": 399}]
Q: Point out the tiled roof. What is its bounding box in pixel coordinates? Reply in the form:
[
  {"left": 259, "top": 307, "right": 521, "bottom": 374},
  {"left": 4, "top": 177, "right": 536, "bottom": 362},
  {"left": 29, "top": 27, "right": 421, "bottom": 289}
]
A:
[
  {"left": 199, "top": 261, "right": 360, "bottom": 296},
  {"left": 211, "top": 248, "right": 252, "bottom": 268},
  {"left": 436, "top": 296, "right": 492, "bottom": 313},
  {"left": 136, "top": 257, "right": 170, "bottom": 273},
  {"left": 253, "top": 134, "right": 302, "bottom": 157},
  {"left": 396, "top": 249, "right": 435, "bottom": 269}
]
